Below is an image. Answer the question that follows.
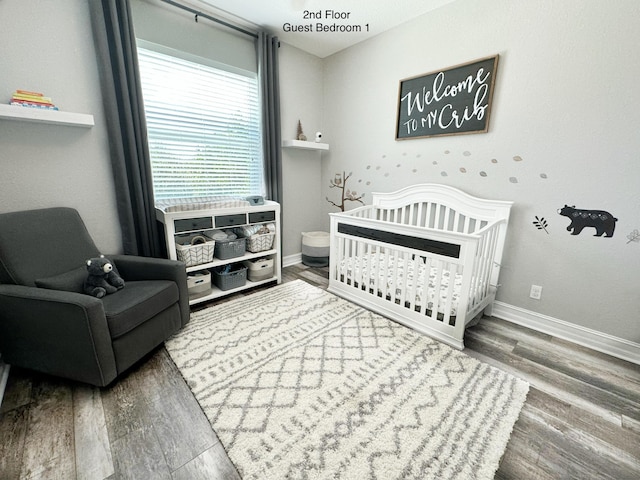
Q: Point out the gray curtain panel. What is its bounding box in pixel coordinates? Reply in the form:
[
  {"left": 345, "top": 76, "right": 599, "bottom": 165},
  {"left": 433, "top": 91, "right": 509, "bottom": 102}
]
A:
[
  {"left": 90, "top": 2, "right": 281, "bottom": 258},
  {"left": 257, "top": 32, "right": 283, "bottom": 206},
  {"left": 89, "top": 0, "right": 162, "bottom": 258}
]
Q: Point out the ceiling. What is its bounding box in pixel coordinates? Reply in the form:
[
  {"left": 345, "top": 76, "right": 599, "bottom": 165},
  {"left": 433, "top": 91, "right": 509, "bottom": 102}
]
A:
[{"left": 194, "top": 0, "right": 457, "bottom": 58}]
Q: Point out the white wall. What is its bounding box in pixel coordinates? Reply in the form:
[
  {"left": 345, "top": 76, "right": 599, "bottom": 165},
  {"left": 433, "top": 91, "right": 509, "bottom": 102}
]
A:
[
  {"left": 279, "top": 43, "right": 326, "bottom": 258},
  {"left": 0, "top": 0, "right": 122, "bottom": 255},
  {"left": 321, "top": 0, "right": 640, "bottom": 343}
]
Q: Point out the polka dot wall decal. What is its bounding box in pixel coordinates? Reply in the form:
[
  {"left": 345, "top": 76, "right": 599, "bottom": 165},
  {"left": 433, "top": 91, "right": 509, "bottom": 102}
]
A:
[
  {"left": 416, "top": 154, "right": 421, "bottom": 158},
  {"left": 491, "top": 159, "right": 498, "bottom": 164},
  {"left": 480, "top": 171, "right": 487, "bottom": 177},
  {"left": 540, "top": 173, "right": 548, "bottom": 179},
  {"left": 513, "top": 155, "right": 523, "bottom": 162},
  {"left": 463, "top": 151, "right": 471, "bottom": 156},
  {"left": 441, "top": 171, "right": 448, "bottom": 177},
  {"left": 397, "top": 164, "right": 401, "bottom": 167},
  {"left": 433, "top": 161, "right": 438, "bottom": 165},
  {"left": 376, "top": 166, "right": 381, "bottom": 170},
  {"left": 366, "top": 181, "right": 371, "bottom": 185},
  {"left": 460, "top": 167, "right": 467, "bottom": 173},
  {"left": 444, "top": 150, "right": 450, "bottom": 154},
  {"left": 412, "top": 169, "right": 417, "bottom": 173},
  {"left": 366, "top": 165, "right": 371, "bottom": 169},
  {"left": 509, "top": 177, "right": 518, "bottom": 183},
  {"left": 384, "top": 173, "right": 389, "bottom": 177}
]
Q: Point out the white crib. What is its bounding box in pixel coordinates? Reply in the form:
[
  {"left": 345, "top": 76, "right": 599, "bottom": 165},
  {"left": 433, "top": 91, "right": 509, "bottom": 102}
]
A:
[{"left": 328, "top": 184, "right": 513, "bottom": 349}]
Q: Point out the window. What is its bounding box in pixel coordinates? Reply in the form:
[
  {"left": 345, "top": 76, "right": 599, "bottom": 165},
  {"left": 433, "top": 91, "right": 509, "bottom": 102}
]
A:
[{"left": 137, "top": 44, "right": 264, "bottom": 201}]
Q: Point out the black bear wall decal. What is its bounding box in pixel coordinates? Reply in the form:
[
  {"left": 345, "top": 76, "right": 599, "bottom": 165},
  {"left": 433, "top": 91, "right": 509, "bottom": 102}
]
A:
[{"left": 557, "top": 205, "right": 618, "bottom": 237}]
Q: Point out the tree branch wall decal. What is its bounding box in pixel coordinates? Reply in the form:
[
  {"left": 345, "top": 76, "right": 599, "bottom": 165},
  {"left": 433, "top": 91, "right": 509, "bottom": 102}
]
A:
[
  {"left": 532, "top": 216, "right": 549, "bottom": 234},
  {"left": 326, "top": 171, "right": 365, "bottom": 212}
]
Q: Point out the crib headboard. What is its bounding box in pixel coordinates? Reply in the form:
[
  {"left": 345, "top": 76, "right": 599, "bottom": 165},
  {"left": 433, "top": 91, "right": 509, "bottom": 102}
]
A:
[{"left": 370, "top": 183, "right": 513, "bottom": 234}]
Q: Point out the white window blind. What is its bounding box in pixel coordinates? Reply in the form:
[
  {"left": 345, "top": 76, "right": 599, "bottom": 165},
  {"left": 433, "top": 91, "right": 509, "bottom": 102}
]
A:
[{"left": 137, "top": 46, "right": 264, "bottom": 201}]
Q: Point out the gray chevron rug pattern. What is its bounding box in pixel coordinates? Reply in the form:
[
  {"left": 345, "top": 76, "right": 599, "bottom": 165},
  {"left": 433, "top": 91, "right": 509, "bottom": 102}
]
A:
[{"left": 166, "top": 280, "right": 529, "bottom": 479}]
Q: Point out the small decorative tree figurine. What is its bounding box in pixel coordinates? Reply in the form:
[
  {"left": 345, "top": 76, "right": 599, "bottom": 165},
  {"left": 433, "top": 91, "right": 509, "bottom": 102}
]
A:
[
  {"left": 296, "top": 120, "right": 307, "bottom": 141},
  {"left": 326, "top": 171, "right": 365, "bottom": 211}
]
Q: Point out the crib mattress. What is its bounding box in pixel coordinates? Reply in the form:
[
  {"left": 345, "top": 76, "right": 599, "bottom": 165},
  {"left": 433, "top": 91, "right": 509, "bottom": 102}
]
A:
[{"left": 340, "top": 253, "right": 481, "bottom": 319}]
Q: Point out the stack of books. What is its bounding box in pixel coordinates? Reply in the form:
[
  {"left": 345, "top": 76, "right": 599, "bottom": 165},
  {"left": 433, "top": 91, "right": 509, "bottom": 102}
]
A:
[{"left": 10, "top": 90, "right": 59, "bottom": 110}]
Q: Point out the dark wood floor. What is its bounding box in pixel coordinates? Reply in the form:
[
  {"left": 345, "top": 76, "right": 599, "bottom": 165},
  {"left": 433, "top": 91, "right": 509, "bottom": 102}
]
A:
[{"left": 1, "top": 264, "right": 639, "bottom": 479}]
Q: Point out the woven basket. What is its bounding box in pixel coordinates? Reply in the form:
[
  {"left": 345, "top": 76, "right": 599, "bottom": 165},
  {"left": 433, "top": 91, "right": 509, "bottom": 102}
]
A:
[
  {"left": 246, "top": 232, "right": 275, "bottom": 253},
  {"left": 176, "top": 235, "right": 215, "bottom": 267}
]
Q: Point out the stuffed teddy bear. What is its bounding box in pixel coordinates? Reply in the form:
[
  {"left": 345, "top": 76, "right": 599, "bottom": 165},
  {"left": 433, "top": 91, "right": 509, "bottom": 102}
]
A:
[{"left": 83, "top": 255, "right": 125, "bottom": 298}]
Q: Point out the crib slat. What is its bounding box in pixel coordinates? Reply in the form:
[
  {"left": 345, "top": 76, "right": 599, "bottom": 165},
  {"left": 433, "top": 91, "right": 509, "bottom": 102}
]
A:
[
  {"left": 434, "top": 203, "right": 442, "bottom": 230},
  {"left": 336, "top": 235, "right": 345, "bottom": 281},
  {"left": 485, "top": 228, "right": 498, "bottom": 291},
  {"left": 416, "top": 202, "right": 425, "bottom": 228},
  {"left": 470, "top": 234, "right": 486, "bottom": 308},
  {"left": 407, "top": 254, "right": 421, "bottom": 312},
  {"left": 399, "top": 252, "right": 410, "bottom": 308},
  {"left": 476, "top": 232, "right": 490, "bottom": 303},
  {"left": 443, "top": 206, "right": 453, "bottom": 231},
  {"left": 441, "top": 262, "right": 458, "bottom": 327},
  {"left": 452, "top": 210, "right": 461, "bottom": 232},
  {"left": 378, "top": 249, "right": 388, "bottom": 301},
  {"left": 390, "top": 250, "right": 401, "bottom": 304},
  {"left": 363, "top": 241, "right": 373, "bottom": 293},
  {"left": 418, "top": 257, "right": 431, "bottom": 316},
  {"left": 352, "top": 239, "right": 361, "bottom": 289},
  {"left": 345, "top": 237, "right": 355, "bottom": 287},
  {"left": 431, "top": 260, "right": 445, "bottom": 321},
  {"left": 469, "top": 236, "right": 480, "bottom": 308},
  {"left": 424, "top": 202, "right": 431, "bottom": 228},
  {"left": 484, "top": 225, "right": 500, "bottom": 293},
  {"left": 461, "top": 215, "right": 470, "bottom": 234},
  {"left": 372, "top": 245, "right": 381, "bottom": 298}
]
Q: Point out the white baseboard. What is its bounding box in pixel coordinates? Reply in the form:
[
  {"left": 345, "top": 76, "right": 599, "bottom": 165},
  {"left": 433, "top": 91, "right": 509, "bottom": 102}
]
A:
[
  {"left": 492, "top": 301, "right": 640, "bottom": 366},
  {"left": 280, "top": 258, "right": 639, "bottom": 366},
  {"left": 283, "top": 253, "right": 302, "bottom": 267}
]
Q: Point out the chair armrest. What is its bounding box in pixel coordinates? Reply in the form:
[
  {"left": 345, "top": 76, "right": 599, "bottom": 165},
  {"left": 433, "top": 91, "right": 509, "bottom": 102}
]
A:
[
  {"left": 109, "top": 255, "right": 190, "bottom": 327},
  {"left": 0, "top": 284, "right": 117, "bottom": 387}
]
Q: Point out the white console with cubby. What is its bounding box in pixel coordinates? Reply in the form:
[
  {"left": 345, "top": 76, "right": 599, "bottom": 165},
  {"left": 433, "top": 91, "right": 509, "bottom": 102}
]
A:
[{"left": 155, "top": 201, "right": 281, "bottom": 305}]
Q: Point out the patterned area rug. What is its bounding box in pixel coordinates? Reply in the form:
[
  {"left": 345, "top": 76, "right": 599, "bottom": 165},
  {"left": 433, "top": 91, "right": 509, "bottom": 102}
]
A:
[{"left": 166, "top": 280, "right": 528, "bottom": 479}]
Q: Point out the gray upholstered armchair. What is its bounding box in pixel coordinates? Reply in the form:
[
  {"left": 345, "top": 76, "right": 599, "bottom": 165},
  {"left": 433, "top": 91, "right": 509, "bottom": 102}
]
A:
[{"left": 0, "top": 207, "right": 189, "bottom": 387}]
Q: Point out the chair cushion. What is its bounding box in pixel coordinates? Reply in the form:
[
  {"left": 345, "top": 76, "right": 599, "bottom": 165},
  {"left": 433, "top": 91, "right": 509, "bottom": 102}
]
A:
[
  {"left": 102, "top": 280, "right": 179, "bottom": 339},
  {"left": 0, "top": 207, "right": 99, "bottom": 286},
  {"left": 35, "top": 266, "right": 87, "bottom": 293}
]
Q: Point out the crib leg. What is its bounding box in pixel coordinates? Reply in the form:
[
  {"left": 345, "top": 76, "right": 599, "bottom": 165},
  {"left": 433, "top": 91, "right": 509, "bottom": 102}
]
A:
[
  {"left": 483, "top": 302, "right": 494, "bottom": 317},
  {"left": 466, "top": 312, "right": 483, "bottom": 327}
]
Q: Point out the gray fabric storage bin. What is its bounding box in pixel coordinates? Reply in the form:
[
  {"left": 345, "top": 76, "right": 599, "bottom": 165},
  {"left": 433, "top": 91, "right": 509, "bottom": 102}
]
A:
[{"left": 301, "top": 231, "right": 329, "bottom": 267}]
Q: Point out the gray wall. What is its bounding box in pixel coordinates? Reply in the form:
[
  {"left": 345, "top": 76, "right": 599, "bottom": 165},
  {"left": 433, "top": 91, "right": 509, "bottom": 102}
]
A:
[
  {"left": 320, "top": 0, "right": 640, "bottom": 343},
  {"left": 2, "top": 0, "right": 638, "bottom": 347},
  {"left": 131, "top": 0, "right": 256, "bottom": 73},
  {"left": 0, "top": 0, "right": 122, "bottom": 254},
  {"left": 278, "top": 44, "right": 325, "bottom": 260}
]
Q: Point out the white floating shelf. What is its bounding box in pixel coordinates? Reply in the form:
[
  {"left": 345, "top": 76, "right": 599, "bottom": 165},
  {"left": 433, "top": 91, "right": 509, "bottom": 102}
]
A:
[
  {"left": 282, "top": 139, "right": 329, "bottom": 151},
  {"left": 0, "top": 104, "right": 94, "bottom": 127}
]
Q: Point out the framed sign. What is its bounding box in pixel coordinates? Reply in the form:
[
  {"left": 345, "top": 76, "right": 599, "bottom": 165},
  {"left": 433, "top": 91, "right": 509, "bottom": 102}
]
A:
[{"left": 396, "top": 55, "right": 499, "bottom": 140}]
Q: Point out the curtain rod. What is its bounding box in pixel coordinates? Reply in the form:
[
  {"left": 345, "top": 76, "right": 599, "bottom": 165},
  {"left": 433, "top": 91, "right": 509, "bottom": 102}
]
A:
[{"left": 160, "top": 0, "right": 258, "bottom": 39}]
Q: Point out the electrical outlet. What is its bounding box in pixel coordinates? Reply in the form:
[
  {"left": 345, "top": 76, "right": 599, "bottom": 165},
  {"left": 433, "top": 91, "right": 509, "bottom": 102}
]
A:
[{"left": 529, "top": 284, "right": 543, "bottom": 300}]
